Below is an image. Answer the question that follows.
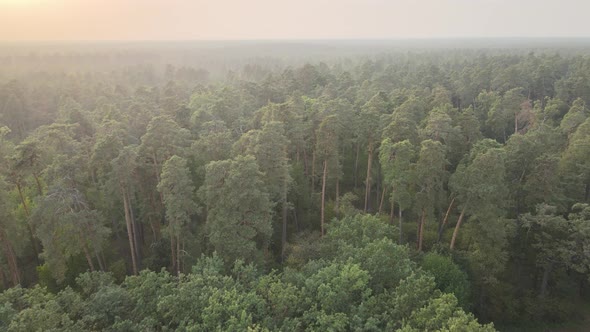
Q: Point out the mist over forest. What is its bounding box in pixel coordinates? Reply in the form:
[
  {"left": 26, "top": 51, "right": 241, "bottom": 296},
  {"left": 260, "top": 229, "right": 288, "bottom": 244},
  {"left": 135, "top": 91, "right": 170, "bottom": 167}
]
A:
[{"left": 1, "top": 39, "right": 590, "bottom": 331}]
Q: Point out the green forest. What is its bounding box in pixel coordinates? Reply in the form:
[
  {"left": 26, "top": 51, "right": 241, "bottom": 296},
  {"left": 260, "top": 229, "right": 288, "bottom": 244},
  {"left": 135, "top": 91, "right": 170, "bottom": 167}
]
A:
[{"left": 1, "top": 42, "right": 590, "bottom": 331}]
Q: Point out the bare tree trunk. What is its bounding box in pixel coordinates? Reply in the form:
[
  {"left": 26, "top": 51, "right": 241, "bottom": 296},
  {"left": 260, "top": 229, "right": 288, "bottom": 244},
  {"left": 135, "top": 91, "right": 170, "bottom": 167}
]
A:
[
  {"left": 389, "top": 191, "right": 395, "bottom": 224},
  {"left": 303, "top": 149, "right": 309, "bottom": 176},
  {"left": 450, "top": 207, "right": 466, "bottom": 250},
  {"left": 95, "top": 249, "right": 105, "bottom": 271},
  {"left": 378, "top": 187, "right": 386, "bottom": 214},
  {"left": 81, "top": 238, "right": 95, "bottom": 272},
  {"left": 320, "top": 159, "right": 328, "bottom": 237},
  {"left": 281, "top": 200, "right": 288, "bottom": 262},
  {"left": 128, "top": 194, "right": 141, "bottom": 270},
  {"left": 399, "top": 208, "right": 403, "bottom": 244},
  {"left": 0, "top": 268, "right": 6, "bottom": 289},
  {"left": 311, "top": 150, "right": 316, "bottom": 195},
  {"left": 176, "top": 234, "right": 181, "bottom": 276},
  {"left": 292, "top": 209, "right": 300, "bottom": 232},
  {"left": 0, "top": 227, "right": 20, "bottom": 286},
  {"left": 149, "top": 191, "right": 162, "bottom": 241},
  {"left": 354, "top": 143, "right": 360, "bottom": 189},
  {"left": 418, "top": 208, "right": 426, "bottom": 251},
  {"left": 152, "top": 152, "right": 161, "bottom": 183},
  {"left": 335, "top": 177, "right": 340, "bottom": 214},
  {"left": 438, "top": 197, "right": 455, "bottom": 242},
  {"left": 170, "top": 235, "right": 176, "bottom": 274},
  {"left": 122, "top": 189, "right": 138, "bottom": 275},
  {"left": 364, "top": 142, "right": 373, "bottom": 212}
]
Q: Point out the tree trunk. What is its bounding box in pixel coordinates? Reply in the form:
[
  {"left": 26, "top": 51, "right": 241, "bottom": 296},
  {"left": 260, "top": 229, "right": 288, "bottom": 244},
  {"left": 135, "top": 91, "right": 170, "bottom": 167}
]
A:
[
  {"left": 418, "top": 208, "right": 426, "bottom": 251},
  {"left": 311, "top": 150, "right": 316, "bottom": 195},
  {"left": 33, "top": 172, "right": 43, "bottom": 196},
  {"left": 540, "top": 263, "right": 553, "bottom": 298},
  {"left": 15, "top": 182, "right": 29, "bottom": 216},
  {"left": 320, "top": 159, "right": 328, "bottom": 237},
  {"left": 281, "top": 200, "right": 288, "bottom": 262},
  {"left": 378, "top": 186, "right": 386, "bottom": 214},
  {"left": 438, "top": 197, "right": 455, "bottom": 242},
  {"left": 389, "top": 191, "right": 395, "bottom": 224},
  {"left": 176, "top": 233, "right": 181, "bottom": 276},
  {"left": 152, "top": 152, "right": 166, "bottom": 206},
  {"left": 364, "top": 142, "right": 373, "bottom": 212},
  {"left": 354, "top": 143, "right": 360, "bottom": 189},
  {"left": 128, "top": 194, "right": 142, "bottom": 270},
  {"left": 0, "top": 227, "right": 20, "bottom": 286},
  {"left": 16, "top": 181, "right": 40, "bottom": 261},
  {"left": 122, "top": 188, "right": 138, "bottom": 275},
  {"left": 399, "top": 208, "right": 403, "bottom": 245},
  {"left": 303, "top": 149, "right": 309, "bottom": 176},
  {"left": 335, "top": 178, "right": 340, "bottom": 215},
  {"left": 292, "top": 209, "right": 300, "bottom": 232},
  {"left": 450, "top": 207, "right": 466, "bottom": 250},
  {"left": 0, "top": 268, "right": 6, "bottom": 289},
  {"left": 281, "top": 188, "right": 288, "bottom": 262},
  {"left": 95, "top": 249, "right": 105, "bottom": 271},
  {"left": 152, "top": 152, "right": 161, "bottom": 182},
  {"left": 170, "top": 235, "right": 176, "bottom": 274},
  {"left": 149, "top": 191, "right": 162, "bottom": 241},
  {"left": 81, "top": 237, "right": 95, "bottom": 272}
]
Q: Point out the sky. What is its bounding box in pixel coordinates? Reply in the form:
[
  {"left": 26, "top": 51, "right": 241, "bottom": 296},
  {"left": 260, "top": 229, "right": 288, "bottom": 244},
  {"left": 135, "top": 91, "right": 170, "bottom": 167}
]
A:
[{"left": 1, "top": 0, "right": 590, "bottom": 41}]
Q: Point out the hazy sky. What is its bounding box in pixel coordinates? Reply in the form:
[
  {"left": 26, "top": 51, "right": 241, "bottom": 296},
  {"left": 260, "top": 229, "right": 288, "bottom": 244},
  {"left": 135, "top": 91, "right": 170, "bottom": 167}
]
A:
[{"left": 1, "top": 0, "right": 589, "bottom": 41}]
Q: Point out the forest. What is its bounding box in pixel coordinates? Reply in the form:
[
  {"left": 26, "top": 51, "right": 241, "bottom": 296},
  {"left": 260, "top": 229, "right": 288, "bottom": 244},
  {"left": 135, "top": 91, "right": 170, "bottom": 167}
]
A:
[{"left": 1, "top": 41, "right": 590, "bottom": 331}]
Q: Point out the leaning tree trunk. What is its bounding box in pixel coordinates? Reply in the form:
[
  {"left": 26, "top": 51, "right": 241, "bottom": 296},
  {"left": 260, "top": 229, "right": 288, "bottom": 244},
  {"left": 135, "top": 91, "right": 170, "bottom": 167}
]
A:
[
  {"left": 122, "top": 188, "right": 138, "bottom": 275},
  {"left": 364, "top": 141, "right": 374, "bottom": 212},
  {"left": 378, "top": 187, "right": 386, "bottom": 214},
  {"left": 33, "top": 172, "right": 43, "bottom": 196},
  {"left": 450, "top": 207, "right": 466, "bottom": 250},
  {"left": 438, "top": 197, "right": 455, "bottom": 242},
  {"left": 80, "top": 233, "right": 95, "bottom": 272},
  {"left": 128, "top": 194, "right": 142, "bottom": 270},
  {"left": 0, "top": 227, "right": 20, "bottom": 286},
  {"left": 320, "top": 159, "right": 328, "bottom": 237}
]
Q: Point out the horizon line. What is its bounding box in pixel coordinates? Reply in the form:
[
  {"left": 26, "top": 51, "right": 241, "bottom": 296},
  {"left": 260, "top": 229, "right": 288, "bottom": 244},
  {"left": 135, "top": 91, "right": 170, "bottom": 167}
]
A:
[{"left": 3, "top": 36, "right": 590, "bottom": 43}]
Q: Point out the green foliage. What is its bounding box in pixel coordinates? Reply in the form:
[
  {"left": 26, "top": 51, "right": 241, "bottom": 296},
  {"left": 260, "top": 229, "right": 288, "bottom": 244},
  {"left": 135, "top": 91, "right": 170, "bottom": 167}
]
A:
[
  {"left": 4, "top": 44, "right": 590, "bottom": 330},
  {"left": 0, "top": 213, "right": 493, "bottom": 331},
  {"left": 421, "top": 253, "right": 471, "bottom": 309},
  {"left": 203, "top": 155, "right": 274, "bottom": 264}
]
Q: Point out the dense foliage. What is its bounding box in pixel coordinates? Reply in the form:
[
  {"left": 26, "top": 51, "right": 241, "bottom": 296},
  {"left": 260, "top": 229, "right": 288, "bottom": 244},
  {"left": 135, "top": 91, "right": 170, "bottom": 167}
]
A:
[
  {"left": 0, "top": 216, "right": 493, "bottom": 331},
  {"left": 1, "top": 42, "right": 590, "bottom": 330}
]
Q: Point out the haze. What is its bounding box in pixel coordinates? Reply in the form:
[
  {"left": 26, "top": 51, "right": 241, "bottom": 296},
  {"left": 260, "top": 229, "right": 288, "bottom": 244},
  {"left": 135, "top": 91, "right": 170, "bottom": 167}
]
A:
[{"left": 1, "top": 0, "right": 589, "bottom": 41}]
